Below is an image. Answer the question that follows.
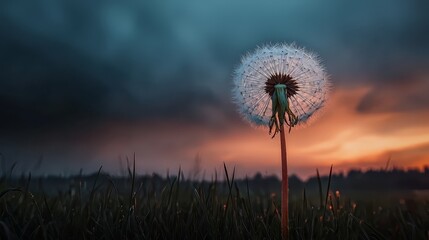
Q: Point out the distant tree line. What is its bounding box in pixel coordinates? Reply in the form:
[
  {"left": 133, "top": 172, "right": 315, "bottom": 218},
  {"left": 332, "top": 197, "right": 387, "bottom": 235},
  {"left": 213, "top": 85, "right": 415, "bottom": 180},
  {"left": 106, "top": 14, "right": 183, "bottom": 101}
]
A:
[{"left": 6, "top": 166, "right": 429, "bottom": 196}]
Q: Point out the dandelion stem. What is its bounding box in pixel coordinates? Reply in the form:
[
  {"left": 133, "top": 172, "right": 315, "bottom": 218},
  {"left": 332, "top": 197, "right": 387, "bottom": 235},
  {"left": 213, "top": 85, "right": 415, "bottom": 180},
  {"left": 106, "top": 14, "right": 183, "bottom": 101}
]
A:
[{"left": 280, "top": 123, "right": 289, "bottom": 240}]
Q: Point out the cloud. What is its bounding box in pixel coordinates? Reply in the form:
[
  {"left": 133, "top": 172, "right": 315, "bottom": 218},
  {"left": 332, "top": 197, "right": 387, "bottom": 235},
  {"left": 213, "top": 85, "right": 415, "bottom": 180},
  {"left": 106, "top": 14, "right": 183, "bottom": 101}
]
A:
[
  {"left": 1, "top": 0, "right": 428, "bottom": 134},
  {"left": 356, "top": 74, "right": 429, "bottom": 113},
  {"left": 0, "top": 0, "right": 429, "bottom": 176},
  {"left": 1, "top": 1, "right": 229, "bottom": 132}
]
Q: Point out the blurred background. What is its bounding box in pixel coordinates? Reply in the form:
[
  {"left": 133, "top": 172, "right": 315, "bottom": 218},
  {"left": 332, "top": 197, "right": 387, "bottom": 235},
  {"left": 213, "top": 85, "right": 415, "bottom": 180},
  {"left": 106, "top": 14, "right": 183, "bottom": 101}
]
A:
[{"left": 1, "top": 0, "right": 428, "bottom": 179}]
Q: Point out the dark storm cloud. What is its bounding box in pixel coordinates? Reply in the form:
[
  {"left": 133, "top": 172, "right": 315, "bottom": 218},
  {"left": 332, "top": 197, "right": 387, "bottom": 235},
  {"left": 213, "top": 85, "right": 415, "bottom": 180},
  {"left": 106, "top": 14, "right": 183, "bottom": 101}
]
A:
[
  {"left": 0, "top": 0, "right": 227, "bottom": 136},
  {"left": 1, "top": 0, "right": 429, "bottom": 136},
  {"left": 0, "top": 24, "right": 122, "bottom": 133}
]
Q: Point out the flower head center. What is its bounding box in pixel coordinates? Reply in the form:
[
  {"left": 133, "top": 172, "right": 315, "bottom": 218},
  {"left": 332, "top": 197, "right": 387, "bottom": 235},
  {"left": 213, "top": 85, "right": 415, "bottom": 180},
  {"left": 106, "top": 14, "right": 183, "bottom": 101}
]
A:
[{"left": 264, "top": 73, "right": 299, "bottom": 97}]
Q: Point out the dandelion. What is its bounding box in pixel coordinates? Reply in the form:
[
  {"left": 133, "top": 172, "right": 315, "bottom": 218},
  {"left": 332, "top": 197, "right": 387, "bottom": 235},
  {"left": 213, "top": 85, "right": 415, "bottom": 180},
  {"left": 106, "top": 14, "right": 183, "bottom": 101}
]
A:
[{"left": 232, "top": 43, "right": 330, "bottom": 239}]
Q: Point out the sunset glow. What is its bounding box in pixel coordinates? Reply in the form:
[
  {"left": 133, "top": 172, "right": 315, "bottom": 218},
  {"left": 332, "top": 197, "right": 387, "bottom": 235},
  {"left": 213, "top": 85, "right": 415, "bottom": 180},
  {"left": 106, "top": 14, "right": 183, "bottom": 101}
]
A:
[
  {"left": 194, "top": 91, "right": 427, "bottom": 178},
  {"left": 1, "top": 0, "right": 428, "bottom": 180},
  {"left": 62, "top": 86, "right": 428, "bottom": 180}
]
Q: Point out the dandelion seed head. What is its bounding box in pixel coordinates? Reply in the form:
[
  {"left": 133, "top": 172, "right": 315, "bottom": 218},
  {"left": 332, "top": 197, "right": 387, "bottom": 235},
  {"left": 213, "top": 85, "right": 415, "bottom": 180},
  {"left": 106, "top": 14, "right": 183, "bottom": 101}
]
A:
[{"left": 233, "top": 43, "right": 330, "bottom": 129}]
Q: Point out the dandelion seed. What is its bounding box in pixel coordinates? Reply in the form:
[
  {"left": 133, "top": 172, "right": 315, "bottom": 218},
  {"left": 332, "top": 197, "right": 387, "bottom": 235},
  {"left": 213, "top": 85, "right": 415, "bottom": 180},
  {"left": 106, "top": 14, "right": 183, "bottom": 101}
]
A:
[
  {"left": 232, "top": 43, "right": 331, "bottom": 240},
  {"left": 233, "top": 43, "right": 330, "bottom": 135}
]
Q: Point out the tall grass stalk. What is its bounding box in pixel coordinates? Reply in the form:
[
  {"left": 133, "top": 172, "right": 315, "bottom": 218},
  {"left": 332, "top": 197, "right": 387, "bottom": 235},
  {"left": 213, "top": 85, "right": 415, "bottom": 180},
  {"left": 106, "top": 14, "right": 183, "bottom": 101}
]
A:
[{"left": 0, "top": 165, "right": 428, "bottom": 239}]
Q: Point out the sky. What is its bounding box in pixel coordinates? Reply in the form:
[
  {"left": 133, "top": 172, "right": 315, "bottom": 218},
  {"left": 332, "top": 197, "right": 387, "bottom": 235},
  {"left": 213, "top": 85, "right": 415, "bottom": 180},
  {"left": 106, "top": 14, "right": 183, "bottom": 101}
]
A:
[{"left": 1, "top": 0, "right": 429, "bottom": 179}]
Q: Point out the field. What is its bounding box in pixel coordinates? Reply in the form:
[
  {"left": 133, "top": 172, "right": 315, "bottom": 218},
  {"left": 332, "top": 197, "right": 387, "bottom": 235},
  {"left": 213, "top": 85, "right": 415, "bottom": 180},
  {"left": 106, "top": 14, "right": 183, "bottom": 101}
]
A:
[{"left": 0, "top": 165, "right": 428, "bottom": 240}]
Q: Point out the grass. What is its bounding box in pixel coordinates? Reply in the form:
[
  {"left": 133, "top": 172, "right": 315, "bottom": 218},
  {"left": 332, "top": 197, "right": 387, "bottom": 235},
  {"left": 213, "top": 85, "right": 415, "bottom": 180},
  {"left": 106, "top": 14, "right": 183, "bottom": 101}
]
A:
[{"left": 0, "top": 163, "right": 428, "bottom": 239}]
